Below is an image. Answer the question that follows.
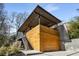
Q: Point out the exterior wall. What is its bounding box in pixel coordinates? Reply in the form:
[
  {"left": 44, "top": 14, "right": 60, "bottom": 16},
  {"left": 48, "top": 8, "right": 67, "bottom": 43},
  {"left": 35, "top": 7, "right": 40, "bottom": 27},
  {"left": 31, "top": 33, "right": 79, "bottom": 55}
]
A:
[
  {"left": 26, "top": 25, "right": 61, "bottom": 52},
  {"left": 26, "top": 25, "right": 40, "bottom": 51},
  {"left": 40, "top": 25, "right": 61, "bottom": 51}
]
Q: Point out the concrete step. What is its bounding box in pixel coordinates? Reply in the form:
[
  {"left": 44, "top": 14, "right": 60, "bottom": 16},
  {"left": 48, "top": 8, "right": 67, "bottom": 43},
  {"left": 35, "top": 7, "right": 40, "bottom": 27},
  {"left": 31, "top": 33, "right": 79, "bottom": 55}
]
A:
[{"left": 20, "top": 50, "right": 42, "bottom": 55}]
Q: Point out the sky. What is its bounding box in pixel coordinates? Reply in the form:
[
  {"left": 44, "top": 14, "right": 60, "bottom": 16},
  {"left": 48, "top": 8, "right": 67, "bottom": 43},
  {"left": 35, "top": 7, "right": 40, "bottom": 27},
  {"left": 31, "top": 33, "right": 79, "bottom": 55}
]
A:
[
  {"left": 4, "top": 3, "right": 79, "bottom": 22},
  {"left": 4, "top": 3, "right": 79, "bottom": 33}
]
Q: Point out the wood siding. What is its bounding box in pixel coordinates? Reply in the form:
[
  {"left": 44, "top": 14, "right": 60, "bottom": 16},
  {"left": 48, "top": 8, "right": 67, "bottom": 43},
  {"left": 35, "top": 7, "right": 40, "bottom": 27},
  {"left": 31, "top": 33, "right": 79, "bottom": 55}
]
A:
[
  {"left": 40, "top": 25, "right": 61, "bottom": 51},
  {"left": 26, "top": 25, "right": 61, "bottom": 52},
  {"left": 26, "top": 25, "right": 40, "bottom": 51}
]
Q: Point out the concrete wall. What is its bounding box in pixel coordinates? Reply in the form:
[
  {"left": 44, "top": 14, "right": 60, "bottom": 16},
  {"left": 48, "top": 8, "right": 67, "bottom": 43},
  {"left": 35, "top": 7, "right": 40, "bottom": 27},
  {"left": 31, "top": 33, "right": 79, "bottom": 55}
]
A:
[{"left": 65, "top": 39, "right": 79, "bottom": 50}]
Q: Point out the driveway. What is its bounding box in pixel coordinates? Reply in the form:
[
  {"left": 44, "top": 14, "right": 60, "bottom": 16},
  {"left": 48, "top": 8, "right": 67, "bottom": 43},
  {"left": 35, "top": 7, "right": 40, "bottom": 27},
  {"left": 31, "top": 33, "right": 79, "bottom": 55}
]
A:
[{"left": 27, "top": 49, "right": 79, "bottom": 56}]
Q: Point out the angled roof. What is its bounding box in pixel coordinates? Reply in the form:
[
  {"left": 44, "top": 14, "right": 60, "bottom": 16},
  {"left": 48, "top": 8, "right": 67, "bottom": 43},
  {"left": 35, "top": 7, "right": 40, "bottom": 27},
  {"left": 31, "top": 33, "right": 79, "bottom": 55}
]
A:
[{"left": 18, "top": 5, "right": 61, "bottom": 32}]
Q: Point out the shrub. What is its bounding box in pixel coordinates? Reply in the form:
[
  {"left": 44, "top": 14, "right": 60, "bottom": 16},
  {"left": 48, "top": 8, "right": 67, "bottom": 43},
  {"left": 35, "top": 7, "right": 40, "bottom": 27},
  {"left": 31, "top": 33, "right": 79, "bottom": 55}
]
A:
[
  {"left": 8, "top": 41, "right": 21, "bottom": 55},
  {"left": 67, "top": 16, "right": 79, "bottom": 39},
  {"left": 0, "top": 41, "right": 22, "bottom": 56},
  {"left": 0, "top": 46, "right": 9, "bottom": 56}
]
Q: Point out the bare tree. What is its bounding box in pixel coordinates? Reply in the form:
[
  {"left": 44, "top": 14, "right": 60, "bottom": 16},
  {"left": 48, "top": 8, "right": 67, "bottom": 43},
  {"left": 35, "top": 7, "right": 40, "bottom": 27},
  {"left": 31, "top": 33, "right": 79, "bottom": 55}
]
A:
[
  {"left": 15, "top": 13, "right": 27, "bottom": 30},
  {"left": 8, "top": 12, "right": 28, "bottom": 39},
  {"left": 9, "top": 12, "right": 27, "bottom": 31},
  {"left": 0, "top": 3, "right": 11, "bottom": 46},
  {"left": 0, "top": 3, "right": 8, "bottom": 35}
]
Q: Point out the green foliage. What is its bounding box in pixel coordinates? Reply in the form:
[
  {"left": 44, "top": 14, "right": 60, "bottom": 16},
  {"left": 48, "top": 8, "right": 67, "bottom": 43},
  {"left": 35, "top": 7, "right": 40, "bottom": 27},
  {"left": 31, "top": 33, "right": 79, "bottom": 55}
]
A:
[{"left": 67, "top": 16, "right": 79, "bottom": 39}]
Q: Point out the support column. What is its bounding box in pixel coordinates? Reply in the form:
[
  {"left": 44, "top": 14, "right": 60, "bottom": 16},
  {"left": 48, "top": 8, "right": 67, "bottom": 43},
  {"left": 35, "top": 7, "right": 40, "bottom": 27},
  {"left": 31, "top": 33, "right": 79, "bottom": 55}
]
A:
[
  {"left": 22, "top": 36, "right": 32, "bottom": 50},
  {"left": 57, "top": 25, "right": 70, "bottom": 50}
]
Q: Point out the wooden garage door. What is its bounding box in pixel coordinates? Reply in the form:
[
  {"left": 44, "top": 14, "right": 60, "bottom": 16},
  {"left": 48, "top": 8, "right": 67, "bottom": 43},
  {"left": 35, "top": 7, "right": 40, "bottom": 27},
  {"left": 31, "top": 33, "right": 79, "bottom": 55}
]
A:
[
  {"left": 40, "top": 25, "right": 61, "bottom": 52},
  {"left": 26, "top": 25, "right": 61, "bottom": 52}
]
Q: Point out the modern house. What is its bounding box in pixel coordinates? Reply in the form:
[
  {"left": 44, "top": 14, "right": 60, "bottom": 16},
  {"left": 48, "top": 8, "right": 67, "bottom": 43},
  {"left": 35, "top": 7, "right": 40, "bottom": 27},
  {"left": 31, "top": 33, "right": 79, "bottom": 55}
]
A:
[{"left": 18, "top": 5, "right": 70, "bottom": 52}]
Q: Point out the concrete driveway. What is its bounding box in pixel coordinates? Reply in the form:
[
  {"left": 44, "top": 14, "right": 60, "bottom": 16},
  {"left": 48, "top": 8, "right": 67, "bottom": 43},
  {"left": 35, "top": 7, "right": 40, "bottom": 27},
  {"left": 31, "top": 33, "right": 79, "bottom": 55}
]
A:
[{"left": 27, "top": 49, "right": 79, "bottom": 56}]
